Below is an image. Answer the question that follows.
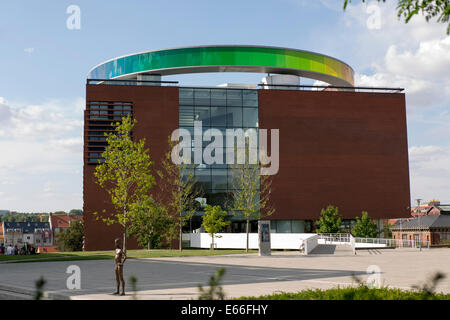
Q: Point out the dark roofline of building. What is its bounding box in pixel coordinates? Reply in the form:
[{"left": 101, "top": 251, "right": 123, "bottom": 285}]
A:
[{"left": 392, "top": 214, "right": 450, "bottom": 230}]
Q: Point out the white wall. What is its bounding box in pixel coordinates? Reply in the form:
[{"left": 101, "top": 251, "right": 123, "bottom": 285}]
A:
[
  {"left": 185, "top": 233, "right": 318, "bottom": 253},
  {"left": 355, "top": 243, "right": 387, "bottom": 248},
  {"left": 304, "top": 234, "right": 319, "bottom": 254}
]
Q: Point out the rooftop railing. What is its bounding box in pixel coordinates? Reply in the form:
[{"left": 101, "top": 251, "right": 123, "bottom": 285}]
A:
[
  {"left": 86, "top": 78, "right": 404, "bottom": 93},
  {"left": 87, "top": 78, "right": 179, "bottom": 86},
  {"left": 257, "top": 84, "right": 404, "bottom": 93}
]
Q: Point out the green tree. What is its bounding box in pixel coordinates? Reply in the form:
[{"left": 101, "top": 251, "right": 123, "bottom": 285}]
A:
[
  {"left": 229, "top": 149, "right": 275, "bottom": 253},
  {"left": 352, "top": 211, "right": 379, "bottom": 238},
  {"left": 343, "top": 0, "right": 450, "bottom": 35},
  {"left": 128, "top": 198, "right": 175, "bottom": 249},
  {"left": 316, "top": 205, "right": 343, "bottom": 234},
  {"left": 0, "top": 213, "right": 41, "bottom": 222},
  {"left": 56, "top": 220, "right": 84, "bottom": 251},
  {"left": 201, "top": 205, "right": 230, "bottom": 250},
  {"left": 94, "top": 115, "right": 155, "bottom": 253},
  {"left": 69, "top": 209, "right": 83, "bottom": 216},
  {"left": 156, "top": 138, "right": 203, "bottom": 251}
]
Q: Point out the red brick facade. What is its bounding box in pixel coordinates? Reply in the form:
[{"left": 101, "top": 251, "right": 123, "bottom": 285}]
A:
[
  {"left": 83, "top": 85, "right": 178, "bottom": 251},
  {"left": 259, "top": 90, "right": 410, "bottom": 221}
]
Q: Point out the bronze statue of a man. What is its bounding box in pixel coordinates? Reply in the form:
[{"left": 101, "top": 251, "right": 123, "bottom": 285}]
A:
[{"left": 113, "top": 238, "right": 127, "bottom": 295}]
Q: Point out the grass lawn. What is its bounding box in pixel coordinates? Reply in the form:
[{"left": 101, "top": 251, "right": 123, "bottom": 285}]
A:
[
  {"left": 0, "top": 249, "right": 257, "bottom": 263},
  {"left": 237, "top": 285, "right": 450, "bottom": 300}
]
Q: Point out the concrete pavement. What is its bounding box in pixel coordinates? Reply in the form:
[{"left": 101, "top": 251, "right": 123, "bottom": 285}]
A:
[{"left": 0, "top": 248, "right": 449, "bottom": 300}]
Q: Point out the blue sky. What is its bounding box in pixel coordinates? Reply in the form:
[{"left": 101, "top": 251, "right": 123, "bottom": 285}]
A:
[{"left": 0, "top": 0, "right": 449, "bottom": 212}]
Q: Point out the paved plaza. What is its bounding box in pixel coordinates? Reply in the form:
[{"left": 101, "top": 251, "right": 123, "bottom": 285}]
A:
[{"left": 0, "top": 247, "right": 449, "bottom": 299}]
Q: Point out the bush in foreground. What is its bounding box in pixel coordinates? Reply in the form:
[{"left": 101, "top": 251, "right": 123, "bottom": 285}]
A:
[{"left": 237, "top": 285, "right": 450, "bottom": 300}]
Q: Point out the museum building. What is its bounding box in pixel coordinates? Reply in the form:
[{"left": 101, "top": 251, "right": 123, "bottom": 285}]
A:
[{"left": 83, "top": 45, "right": 410, "bottom": 250}]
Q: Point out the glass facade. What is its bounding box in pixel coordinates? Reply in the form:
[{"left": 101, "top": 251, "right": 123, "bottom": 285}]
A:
[
  {"left": 269, "top": 220, "right": 306, "bottom": 233},
  {"left": 179, "top": 88, "right": 258, "bottom": 219}
]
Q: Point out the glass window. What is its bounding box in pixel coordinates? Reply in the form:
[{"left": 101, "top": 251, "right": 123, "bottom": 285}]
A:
[
  {"left": 243, "top": 108, "right": 258, "bottom": 128},
  {"left": 227, "top": 107, "right": 243, "bottom": 127},
  {"left": 113, "top": 110, "right": 123, "bottom": 120},
  {"left": 89, "top": 153, "right": 102, "bottom": 158},
  {"left": 89, "top": 136, "right": 106, "bottom": 141},
  {"left": 206, "top": 190, "right": 229, "bottom": 207},
  {"left": 195, "top": 168, "right": 211, "bottom": 192},
  {"left": 179, "top": 88, "right": 194, "bottom": 105},
  {"left": 179, "top": 106, "right": 194, "bottom": 127},
  {"left": 210, "top": 106, "right": 227, "bottom": 127},
  {"left": 194, "top": 89, "right": 210, "bottom": 106},
  {"left": 194, "top": 107, "right": 210, "bottom": 126},
  {"left": 291, "top": 221, "right": 305, "bottom": 233},
  {"left": 277, "top": 220, "right": 291, "bottom": 233},
  {"left": 89, "top": 131, "right": 105, "bottom": 136},
  {"left": 243, "top": 90, "right": 258, "bottom": 107},
  {"left": 211, "top": 89, "right": 227, "bottom": 106},
  {"left": 227, "top": 90, "right": 242, "bottom": 107},
  {"left": 227, "top": 167, "right": 243, "bottom": 189},
  {"left": 90, "top": 112, "right": 107, "bottom": 120},
  {"left": 211, "top": 169, "right": 228, "bottom": 191},
  {"left": 270, "top": 221, "right": 277, "bottom": 233}
]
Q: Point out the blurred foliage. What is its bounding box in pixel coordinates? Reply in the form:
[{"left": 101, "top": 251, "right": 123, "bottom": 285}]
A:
[{"left": 198, "top": 268, "right": 226, "bottom": 300}]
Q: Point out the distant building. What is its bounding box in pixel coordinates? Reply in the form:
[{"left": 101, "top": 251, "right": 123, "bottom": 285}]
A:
[
  {"left": 427, "top": 204, "right": 450, "bottom": 216},
  {"left": 0, "top": 210, "right": 10, "bottom": 215},
  {"left": 391, "top": 214, "right": 450, "bottom": 246},
  {"left": 0, "top": 223, "right": 4, "bottom": 244},
  {"left": 410, "top": 200, "right": 450, "bottom": 217},
  {"left": 2, "top": 222, "right": 52, "bottom": 247},
  {"left": 49, "top": 213, "right": 82, "bottom": 238}
]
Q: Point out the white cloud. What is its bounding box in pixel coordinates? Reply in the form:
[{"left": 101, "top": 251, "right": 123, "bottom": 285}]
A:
[
  {"left": 24, "top": 48, "right": 35, "bottom": 54},
  {"left": 0, "top": 97, "right": 83, "bottom": 212},
  {"left": 409, "top": 146, "right": 450, "bottom": 203},
  {"left": 340, "top": 2, "right": 450, "bottom": 110},
  {"left": 0, "top": 98, "right": 83, "bottom": 139},
  {"left": 385, "top": 37, "right": 450, "bottom": 81}
]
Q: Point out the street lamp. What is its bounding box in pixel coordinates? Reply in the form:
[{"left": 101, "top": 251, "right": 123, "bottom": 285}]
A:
[{"left": 416, "top": 198, "right": 422, "bottom": 251}]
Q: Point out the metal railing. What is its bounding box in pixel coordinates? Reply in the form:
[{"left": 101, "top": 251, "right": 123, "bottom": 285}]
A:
[
  {"left": 87, "top": 78, "right": 179, "bottom": 86},
  {"left": 257, "top": 84, "right": 405, "bottom": 93},
  {"left": 317, "top": 233, "right": 430, "bottom": 250},
  {"left": 354, "top": 237, "right": 430, "bottom": 249},
  {"left": 317, "top": 233, "right": 352, "bottom": 244},
  {"left": 86, "top": 78, "right": 404, "bottom": 94}
]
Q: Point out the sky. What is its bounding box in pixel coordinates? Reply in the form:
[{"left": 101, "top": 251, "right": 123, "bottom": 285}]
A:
[{"left": 0, "top": 0, "right": 449, "bottom": 212}]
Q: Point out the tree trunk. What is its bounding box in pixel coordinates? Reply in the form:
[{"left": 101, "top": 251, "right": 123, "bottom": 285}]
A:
[
  {"left": 123, "top": 227, "right": 127, "bottom": 255},
  {"left": 179, "top": 218, "right": 183, "bottom": 252},
  {"left": 246, "top": 219, "right": 249, "bottom": 253},
  {"left": 211, "top": 234, "right": 214, "bottom": 250},
  {"left": 123, "top": 208, "right": 127, "bottom": 255},
  {"left": 147, "top": 232, "right": 153, "bottom": 250}
]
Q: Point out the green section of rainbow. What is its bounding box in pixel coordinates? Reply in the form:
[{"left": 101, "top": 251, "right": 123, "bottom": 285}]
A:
[{"left": 88, "top": 46, "right": 354, "bottom": 86}]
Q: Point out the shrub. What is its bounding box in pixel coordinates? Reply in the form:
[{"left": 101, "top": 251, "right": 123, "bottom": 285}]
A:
[{"left": 56, "top": 220, "right": 84, "bottom": 252}]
